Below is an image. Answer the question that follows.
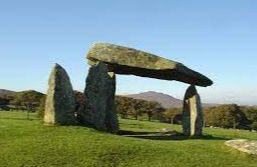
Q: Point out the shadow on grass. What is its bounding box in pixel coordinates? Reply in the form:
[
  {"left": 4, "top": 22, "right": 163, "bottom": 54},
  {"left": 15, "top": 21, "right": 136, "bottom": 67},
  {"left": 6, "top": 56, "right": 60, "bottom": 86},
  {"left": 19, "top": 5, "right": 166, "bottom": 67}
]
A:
[
  {"left": 118, "top": 130, "right": 230, "bottom": 141},
  {"left": 0, "top": 117, "right": 37, "bottom": 121}
]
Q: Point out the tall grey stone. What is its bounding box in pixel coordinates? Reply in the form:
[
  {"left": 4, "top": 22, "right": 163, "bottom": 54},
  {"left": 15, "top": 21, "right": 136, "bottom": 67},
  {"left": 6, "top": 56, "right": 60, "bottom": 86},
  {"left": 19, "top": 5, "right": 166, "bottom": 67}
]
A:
[
  {"left": 83, "top": 61, "right": 119, "bottom": 133},
  {"left": 182, "top": 85, "right": 203, "bottom": 136},
  {"left": 44, "top": 63, "right": 76, "bottom": 125}
]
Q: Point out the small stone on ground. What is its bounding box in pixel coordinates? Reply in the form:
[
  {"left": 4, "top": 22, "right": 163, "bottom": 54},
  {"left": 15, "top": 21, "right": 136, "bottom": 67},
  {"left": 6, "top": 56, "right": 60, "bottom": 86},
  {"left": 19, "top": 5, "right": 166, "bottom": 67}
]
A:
[{"left": 225, "top": 139, "right": 257, "bottom": 155}]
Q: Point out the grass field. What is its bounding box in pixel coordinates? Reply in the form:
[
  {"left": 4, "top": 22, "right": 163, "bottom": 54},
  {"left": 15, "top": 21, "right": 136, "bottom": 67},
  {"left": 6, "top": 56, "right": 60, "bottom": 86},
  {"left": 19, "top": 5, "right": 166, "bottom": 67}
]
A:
[{"left": 0, "top": 111, "right": 256, "bottom": 167}]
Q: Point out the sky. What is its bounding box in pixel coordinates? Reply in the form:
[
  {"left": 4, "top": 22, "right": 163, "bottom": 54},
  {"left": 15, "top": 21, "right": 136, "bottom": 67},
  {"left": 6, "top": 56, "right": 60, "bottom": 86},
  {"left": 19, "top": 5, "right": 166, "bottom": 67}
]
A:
[{"left": 0, "top": 0, "right": 257, "bottom": 105}]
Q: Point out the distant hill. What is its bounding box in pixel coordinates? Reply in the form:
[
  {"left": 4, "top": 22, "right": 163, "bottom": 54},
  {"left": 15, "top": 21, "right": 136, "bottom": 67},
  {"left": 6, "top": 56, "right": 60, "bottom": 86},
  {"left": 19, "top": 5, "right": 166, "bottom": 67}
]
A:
[
  {"left": 0, "top": 89, "right": 15, "bottom": 95},
  {"left": 0, "top": 89, "right": 16, "bottom": 100},
  {"left": 0, "top": 89, "right": 45, "bottom": 95},
  {"left": 0, "top": 89, "right": 44, "bottom": 99},
  {"left": 125, "top": 91, "right": 182, "bottom": 108},
  {"left": 124, "top": 91, "right": 218, "bottom": 108}
]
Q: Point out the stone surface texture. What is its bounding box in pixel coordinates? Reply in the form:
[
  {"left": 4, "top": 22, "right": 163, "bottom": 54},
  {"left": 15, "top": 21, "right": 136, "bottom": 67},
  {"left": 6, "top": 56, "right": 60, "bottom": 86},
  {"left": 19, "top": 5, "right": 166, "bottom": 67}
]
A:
[
  {"left": 182, "top": 85, "right": 203, "bottom": 136},
  {"left": 44, "top": 64, "right": 76, "bottom": 125},
  {"left": 225, "top": 139, "right": 257, "bottom": 155},
  {"left": 87, "top": 43, "right": 213, "bottom": 87},
  {"left": 83, "top": 62, "right": 119, "bottom": 133}
]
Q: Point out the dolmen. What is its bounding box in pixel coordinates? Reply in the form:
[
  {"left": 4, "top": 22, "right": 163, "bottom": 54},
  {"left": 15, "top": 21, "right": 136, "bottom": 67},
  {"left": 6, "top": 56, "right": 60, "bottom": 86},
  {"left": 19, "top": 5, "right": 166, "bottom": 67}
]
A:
[{"left": 44, "top": 43, "right": 213, "bottom": 136}]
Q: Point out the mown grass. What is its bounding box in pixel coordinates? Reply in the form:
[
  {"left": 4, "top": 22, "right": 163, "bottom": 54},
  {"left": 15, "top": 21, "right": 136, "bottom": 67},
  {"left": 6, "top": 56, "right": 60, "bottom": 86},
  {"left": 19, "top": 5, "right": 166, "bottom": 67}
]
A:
[{"left": 0, "top": 111, "right": 256, "bottom": 167}]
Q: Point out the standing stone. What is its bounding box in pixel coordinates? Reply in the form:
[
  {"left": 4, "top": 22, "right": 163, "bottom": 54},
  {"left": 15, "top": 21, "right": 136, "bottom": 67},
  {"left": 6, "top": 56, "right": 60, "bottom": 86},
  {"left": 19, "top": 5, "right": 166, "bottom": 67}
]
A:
[
  {"left": 44, "top": 63, "right": 76, "bottom": 125},
  {"left": 182, "top": 85, "right": 203, "bottom": 136},
  {"left": 83, "top": 61, "right": 119, "bottom": 133}
]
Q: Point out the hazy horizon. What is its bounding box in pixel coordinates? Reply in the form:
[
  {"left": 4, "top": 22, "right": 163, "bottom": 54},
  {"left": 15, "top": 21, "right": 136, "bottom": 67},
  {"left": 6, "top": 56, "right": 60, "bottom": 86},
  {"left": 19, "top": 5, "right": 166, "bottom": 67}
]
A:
[{"left": 1, "top": 0, "right": 257, "bottom": 105}]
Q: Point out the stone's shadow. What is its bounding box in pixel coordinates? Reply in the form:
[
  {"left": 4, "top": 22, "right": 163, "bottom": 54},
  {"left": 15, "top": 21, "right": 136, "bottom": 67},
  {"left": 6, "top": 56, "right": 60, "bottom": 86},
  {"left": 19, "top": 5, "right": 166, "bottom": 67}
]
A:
[
  {"left": 118, "top": 130, "right": 160, "bottom": 135},
  {"left": 0, "top": 117, "right": 36, "bottom": 121},
  {"left": 118, "top": 130, "right": 230, "bottom": 141}
]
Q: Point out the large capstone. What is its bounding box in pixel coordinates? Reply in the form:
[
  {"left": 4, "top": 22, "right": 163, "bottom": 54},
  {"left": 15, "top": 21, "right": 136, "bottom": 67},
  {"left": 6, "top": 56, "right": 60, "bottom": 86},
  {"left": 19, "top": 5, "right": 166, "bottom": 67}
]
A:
[
  {"left": 44, "top": 63, "right": 76, "bottom": 125},
  {"left": 83, "top": 61, "right": 119, "bottom": 133},
  {"left": 87, "top": 43, "right": 213, "bottom": 87},
  {"left": 182, "top": 85, "right": 203, "bottom": 136}
]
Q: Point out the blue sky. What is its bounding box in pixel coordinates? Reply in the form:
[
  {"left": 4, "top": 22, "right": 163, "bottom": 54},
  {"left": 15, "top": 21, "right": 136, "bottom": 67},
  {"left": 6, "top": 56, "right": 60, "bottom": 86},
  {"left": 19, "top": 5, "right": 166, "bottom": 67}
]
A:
[{"left": 0, "top": 0, "right": 257, "bottom": 105}]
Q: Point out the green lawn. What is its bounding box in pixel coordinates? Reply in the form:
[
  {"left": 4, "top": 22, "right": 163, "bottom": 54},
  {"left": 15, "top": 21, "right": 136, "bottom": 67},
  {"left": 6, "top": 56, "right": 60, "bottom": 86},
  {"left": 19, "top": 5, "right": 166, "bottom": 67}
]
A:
[{"left": 0, "top": 111, "right": 256, "bottom": 167}]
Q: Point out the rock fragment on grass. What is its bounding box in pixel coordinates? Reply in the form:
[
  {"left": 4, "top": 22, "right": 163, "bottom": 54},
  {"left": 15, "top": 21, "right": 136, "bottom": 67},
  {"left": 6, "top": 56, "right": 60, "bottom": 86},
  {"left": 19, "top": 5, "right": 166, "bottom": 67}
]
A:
[{"left": 225, "top": 139, "right": 257, "bottom": 155}]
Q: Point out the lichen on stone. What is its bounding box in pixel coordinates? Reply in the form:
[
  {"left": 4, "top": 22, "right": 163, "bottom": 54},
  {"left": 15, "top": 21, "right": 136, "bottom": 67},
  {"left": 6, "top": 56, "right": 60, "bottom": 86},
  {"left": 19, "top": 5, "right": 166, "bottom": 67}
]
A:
[
  {"left": 182, "top": 85, "right": 203, "bottom": 136},
  {"left": 86, "top": 43, "right": 213, "bottom": 87},
  {"left": 83, "top": 61, "right": 119, "bottom": 133},
  {"left": 44, "top": 63, "right": 76, "bottom": 125}
]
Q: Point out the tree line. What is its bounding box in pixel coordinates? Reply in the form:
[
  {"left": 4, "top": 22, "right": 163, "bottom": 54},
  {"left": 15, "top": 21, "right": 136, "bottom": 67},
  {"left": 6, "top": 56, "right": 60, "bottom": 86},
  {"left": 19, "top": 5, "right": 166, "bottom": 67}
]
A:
[
  {"left": 115, "top": 96, "right": 164, "bottom": 121},
  {"left": 0, "top": 90, "right": 44, "bottom": 112},
  {"left": 204, "top": 104, "right": 257, "bottom": 130},
  {"left": 1, "top": 90, "right": 256, "bottom": 130},
  {"left": 116, "top": 99, "right": 257, "bottom": 130}
]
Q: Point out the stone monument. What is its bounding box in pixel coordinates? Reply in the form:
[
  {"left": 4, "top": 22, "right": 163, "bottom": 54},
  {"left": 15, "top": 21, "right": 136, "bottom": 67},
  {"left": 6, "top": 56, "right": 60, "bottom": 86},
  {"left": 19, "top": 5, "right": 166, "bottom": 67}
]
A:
[
  {"left": 182, "top": 85, "right": 203, "bottom": 136},
  {"left": 44, "top": 64, "right": 76, "bottom": 125},
  {"left": 83, "top": 43, "right": 212, "bottom": 135},
  {"left": 83, "top": 62, "right": 119, "bottom": 133}
]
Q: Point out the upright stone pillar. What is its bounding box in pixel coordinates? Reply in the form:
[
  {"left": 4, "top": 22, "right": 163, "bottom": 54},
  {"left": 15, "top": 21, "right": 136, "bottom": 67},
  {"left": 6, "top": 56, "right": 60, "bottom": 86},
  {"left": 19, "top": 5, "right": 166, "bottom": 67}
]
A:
[
  {"left": 44, "top": 64, "right": 76, "bottom": 125},
  {"left": 182, "top": 85, "right": 203, "bottom": 136},
  {"left": 83, "top": 61, "right": 119, "bottom": 133}
]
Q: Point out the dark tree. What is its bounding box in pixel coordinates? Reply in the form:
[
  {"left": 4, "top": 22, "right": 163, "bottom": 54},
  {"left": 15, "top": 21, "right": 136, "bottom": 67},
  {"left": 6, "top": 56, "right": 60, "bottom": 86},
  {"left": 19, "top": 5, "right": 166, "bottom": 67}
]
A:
[
  {"left": 204, "top": 104, "right": 250, "bottom": 129},
  {"left": 74, "top": 90, "right": 86, "bottom": 124},
  {"left": 162, "top": 108, "right": 182, "bottom": 124}
]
